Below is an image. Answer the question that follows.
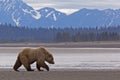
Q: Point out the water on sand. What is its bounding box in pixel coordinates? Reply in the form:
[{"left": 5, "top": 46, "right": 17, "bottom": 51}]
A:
[{"left": 0, "top": 47, "right": 120, "bottom": 70}]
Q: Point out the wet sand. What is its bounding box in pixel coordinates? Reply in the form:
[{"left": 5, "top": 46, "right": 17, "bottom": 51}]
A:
[{"left": 0, "top": 69, "right": 120, "bottom": 80}]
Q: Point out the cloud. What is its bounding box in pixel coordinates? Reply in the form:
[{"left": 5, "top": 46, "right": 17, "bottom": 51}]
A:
[
  {"left": 23, "top": 0, "right": 120, "bottom": 14},
  {"left": 26, "top": 3, "right": 56, "bottom": 9},
  {"left": 58, "top": 9, "right": 79, "bottom": 15}
]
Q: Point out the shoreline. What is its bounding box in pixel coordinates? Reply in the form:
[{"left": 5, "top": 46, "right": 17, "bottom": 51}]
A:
[
  {"left": 0, "top": 41, "right": 120, "bottom": 48},
  {"left": 0, "top": 47, "right": 120, "bottom": 54}
]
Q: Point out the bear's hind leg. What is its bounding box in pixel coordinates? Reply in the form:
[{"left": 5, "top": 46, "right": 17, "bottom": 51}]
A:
[
  {"left": 20, "top": 56, "right": 34, "bottom": 71},
  {"left": 13, "top": 56, "right": 22, "bottom": 71}
]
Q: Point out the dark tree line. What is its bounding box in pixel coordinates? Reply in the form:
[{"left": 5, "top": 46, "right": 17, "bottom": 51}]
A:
[
  {"left": 0, "top": 24, "right": 55, "bottom": 43},
  {"left": 55, "top": 31, "right": 119, "bottom": 42},
  {"left": 0, "top": 23, "right": 120, "bottom": 43}
]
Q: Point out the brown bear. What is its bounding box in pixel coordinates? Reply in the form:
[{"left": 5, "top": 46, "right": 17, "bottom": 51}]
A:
[{"left": 13, "top": 47, "right": 55, "bottom": 71}]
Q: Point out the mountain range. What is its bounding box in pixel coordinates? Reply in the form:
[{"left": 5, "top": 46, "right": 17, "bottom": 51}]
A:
[{"left": 1, "top": 0, "right": 120, "bottom": 28}]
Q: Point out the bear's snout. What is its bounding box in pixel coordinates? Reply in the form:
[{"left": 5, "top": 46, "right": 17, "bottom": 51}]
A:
[
  {"left": 52, "top": 61, "right": 55, "bottom": 64},
  {"left": 49, "top": 61, "right": 55, "bottom": 64}
]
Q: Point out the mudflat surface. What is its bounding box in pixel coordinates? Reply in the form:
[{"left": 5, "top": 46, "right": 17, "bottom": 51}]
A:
[{"left": 0, "top": 70, "right": 120, "bottom": 80}]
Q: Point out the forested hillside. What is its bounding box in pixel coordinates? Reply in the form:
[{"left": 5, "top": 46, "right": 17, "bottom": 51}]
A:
[{"left": 0, "top": 24, "right": 120, "bottom": 43}]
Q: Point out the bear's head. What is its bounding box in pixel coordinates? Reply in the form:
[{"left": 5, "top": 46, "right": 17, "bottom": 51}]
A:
[
  {"left": 45, "top": 53, "right": 55, "bottom": 64},
  {"left": 40, "top": 47, "right": 55, "bottom": 64}
]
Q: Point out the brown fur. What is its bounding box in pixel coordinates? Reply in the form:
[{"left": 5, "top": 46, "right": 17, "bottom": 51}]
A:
[{"left": 13, "top": 47, "right": 55, "bottom": 71}]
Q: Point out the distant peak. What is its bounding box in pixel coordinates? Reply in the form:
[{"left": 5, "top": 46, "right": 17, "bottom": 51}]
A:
[
  {"left": 104, "top": 9, "right": 114, "bottom": 11},
  {"left": 42, "top": 7, "right": 55, "bottom": 10},
  {"left": 39, "top": 7, "right": 56, "bottom": 11},
  {"left": 2, "top": 0, "right": 22, "bottom": 2},
  {"left": 0, "top": 0, "right": 25, "bottom": 12},
  {"left": 80, "top": 8, "right": 99, "bottom": 11},
  {"left": 1, "top": 0, "right": 23, "bottom": 6}
]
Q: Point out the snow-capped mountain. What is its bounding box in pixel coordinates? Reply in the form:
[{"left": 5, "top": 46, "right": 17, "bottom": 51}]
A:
[
  {"left": 0, "top": 0, "right": 66, "bottom": 28},
  {"left": 0, "top": 0, "right": 41, "bottom": 27},
  {"left": 36, "top": 7, "right": 66, "bottom": 28},
  {"left": 55, "top": 8, "right": 120, "bottom": 28},
  {"left": 38, "top": 7, "right": 66, "bottom": 22},
  {"left": 1, "top": 0, "right": 120, "bottom": 28}
]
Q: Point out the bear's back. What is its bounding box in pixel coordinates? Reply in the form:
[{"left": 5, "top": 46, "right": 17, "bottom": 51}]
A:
[{"left": 19, "top": 48, "right": 37, "bottom": 62}]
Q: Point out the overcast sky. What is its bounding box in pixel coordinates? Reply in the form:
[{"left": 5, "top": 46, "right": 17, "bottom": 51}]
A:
[{"left": 23, "top": 0, "right": 120, "bottom": 14}]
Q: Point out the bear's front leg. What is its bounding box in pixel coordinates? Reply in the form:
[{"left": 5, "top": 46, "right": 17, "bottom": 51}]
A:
[
  {"left": 36, "top": 62, "right": 44, "bottom": 71},
  {"left": 36, "top": 61, "right": 49, "bottom": 71},
  {"left": 42, "top": 63, "right": 49, "bottom": 71}
]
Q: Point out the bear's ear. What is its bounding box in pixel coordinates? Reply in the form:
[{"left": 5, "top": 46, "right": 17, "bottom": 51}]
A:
[
  {"left": 40, "top": 47, "right": 46, "bottom": 51},
  {"left": 39, "top": 47, "right": 48, "bottom": 54}
]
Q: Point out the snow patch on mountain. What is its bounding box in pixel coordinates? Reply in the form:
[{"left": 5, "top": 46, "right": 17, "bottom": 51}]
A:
[
  {"left": 53, "top": 13, "right": 57, "bottom": 21},
  {"left": 22, "top": 9, "right": 41, "bottom": 19},
  {"left": 46, "top": 11, "right": 54, "bottom": 18},
  {"left": 86, "top": 13, "right": 90, "bottom": 16},
  {"left": 4, "top": 3, "right": 15, "bottom": 11},
  {"left": 12, "top": 12, "right": 20, "bottom": 26},
  {"left": 45, "top": 9, "right": 48, "bottom": 12},
  {"left": 31, "top": 10, "right": 41, "bottom": 19},
  {"left": 108, "top": 19, "right": 113, "bottom": 26},
  {"left": 58, "top": 13, "right": 61, "bottom": 15}
]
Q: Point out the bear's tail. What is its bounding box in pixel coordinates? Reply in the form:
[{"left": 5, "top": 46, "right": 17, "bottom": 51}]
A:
[{"left": 13, "top": 56, "right": 22, "bottom": 71}]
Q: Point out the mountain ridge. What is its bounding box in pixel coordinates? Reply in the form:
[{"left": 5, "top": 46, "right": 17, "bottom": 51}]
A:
[{"left": 1, "top": 0, "right": 120, "bottom": 28}]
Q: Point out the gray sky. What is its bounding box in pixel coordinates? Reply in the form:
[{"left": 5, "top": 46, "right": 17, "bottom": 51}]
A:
[{"left": 23, "top": 0, "right": 120, "bottom": 14}]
